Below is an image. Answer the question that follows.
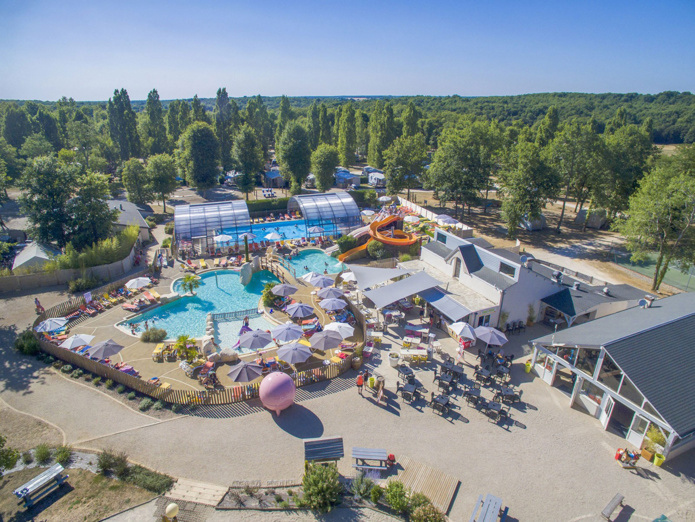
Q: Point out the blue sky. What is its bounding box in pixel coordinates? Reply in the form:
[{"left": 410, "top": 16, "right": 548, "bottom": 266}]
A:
[{"left": 1, "top": 0, "right": 694, "bottom": 101}]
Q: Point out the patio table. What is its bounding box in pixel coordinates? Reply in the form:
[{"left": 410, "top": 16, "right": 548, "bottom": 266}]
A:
[
  {"left": 401, "top": 383, "right": 418, "bottom": 401},
  {"left": 432, "top": 394, "right": 450, "bottom": 414},
  {"left": 397, "top": 365, "right": 414, "bottom": 381},
  {"left": 438, "top": 373, "right": 453, "bottom": 390},
  {"left": 442, "top": 361, "right": 465, "bottom": 378},
  {"left": 403, "top": 335, "right": 420, "bottom": 346}
]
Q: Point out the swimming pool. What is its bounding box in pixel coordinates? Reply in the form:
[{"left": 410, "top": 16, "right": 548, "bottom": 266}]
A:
[
  {"left": 285, "top": 249, "right": 345, "bottom": 277},
  {"left": 120, "top": 270, "right": 279, "bottom": 346},
  {"left": 220, "top": 219, "right": 343, "bottom": 243}
]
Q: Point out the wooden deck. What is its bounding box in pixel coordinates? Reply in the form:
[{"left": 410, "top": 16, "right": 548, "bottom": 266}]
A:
[
  {"left": 394, "top": 455, "right": 460, "bottom": 514},
  {"left": 167, "top": 478, "right": 229, "bottom": 506}
]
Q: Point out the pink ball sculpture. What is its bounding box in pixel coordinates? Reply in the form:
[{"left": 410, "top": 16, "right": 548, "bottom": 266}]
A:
[{"left": 259, "top": 372, "right": 296, "bottom": 416}]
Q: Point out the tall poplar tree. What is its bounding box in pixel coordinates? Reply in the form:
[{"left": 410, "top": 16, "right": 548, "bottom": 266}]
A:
[
  {"left": 277, "top": 121, "right": 311, "bottom": 195},
  {"left": 213, "top": 88, "right": 234, "bottom": 172},
  {"left": 337, "top": 103, "right": 356, "bottom": 167},
  {"left": 107, "top": 88, "right": 140, "bottom": 161},
  {"left": 401, "top": 101, "right": 420, "bottom": 137},
  {"left": 232, "top": 124, "right": 264, "bottom": 200},
  {"left": 308, "top": 101, "right": 320, "bottom": 150},
  {"left": 141, "top": 89, "right": 168, "bottom": 156},
  {"left": 318, "top": 104, "right": 331, "bottom": 145},
  {"left": 178, "top": 122, "right": 219, "bottom": 190}
]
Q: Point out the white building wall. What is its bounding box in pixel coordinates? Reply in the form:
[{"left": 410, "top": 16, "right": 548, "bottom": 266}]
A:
[
  {"left": 420, "top": 248, "right": 452, "bottom": 276},
  {"left": 500, "top": 268, "right": 561, "bottom": 325}
]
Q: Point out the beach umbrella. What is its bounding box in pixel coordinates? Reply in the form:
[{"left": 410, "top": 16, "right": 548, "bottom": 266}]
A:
[
  {"left": 361, "top": 210, "right": 375, "bottom": 216},
  {"left": 436, "top": 214, "right": 459, "bottom": 225},
  {"left": 285, "top": 302, "right": 314, "bottom": 319},
  {"left": 310, "top": 331, "right": 343, "bottom": 351},
  {"left": 125, "top": 277, "right": 151, "bottom": 289},
  {"left": 311, "top": 275, "right": 334, "bottom": 288},
  {"left": 323, "top": 322, "right": 354, "bottom": 339},
  {"left": 307, "top": 226, "right": 324, "bottom": 234},
  {"left": 59, "top": 334, "right": 95, "bottom": 349},
  {"left": 450, "top": 322, "right": 476, "bottom": 340},
  {"left": 277, "top": 342, "right": 313, "bottom": 365},
  {"left": 317, "top": 287, "right": 344, "bottom": 299},
  {"left": 35, "top": 317, "right": 68, "bottom": 332},
  {"left": 404, "top": 216, "right": 420, "bottom": 224},
  {"left": 300, "top": 271, "right": 321, "bottom": 283},
  {"left": 238, "top": 232, "right": 257, "bottom": 240},
  {"left": 474, "top": 326, "right": 508, "bottom": 347},
  {"left": 272, "top": 322, "right": 304, "bottom": 342},
  {"left": 319, "top": 298, "right": 348, "bottom": 311},
  {"left": 340, "top": 272, "right": 356, "bottom": 282},
  {"left": 227, "top": 361, "right": 264, "bottom": 382},
  {"left": 87, "top": 339, "right": 124, "bottom": 360},
  {"left": 238, "top": 329, "right": 273, "bottom": 350},
  {"left": 265, "top": 232, "right": 282, "bottom": 241},
  {"left": 271, "top": 283, "right": 298, "bottom": 296},
  {"left": 378, "top": 196, "right": 392, "bottom": 203},
  {"left": 213, "top": 234, "right": 234, "bottom": 243}
]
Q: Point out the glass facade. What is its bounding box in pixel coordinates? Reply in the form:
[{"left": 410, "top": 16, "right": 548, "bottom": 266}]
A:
[
  {"left": 288, "top": 192, "right": 362, "bottom": 237},
  {"left": 174, "top": 201, "right": 252, "bottom": 251}
]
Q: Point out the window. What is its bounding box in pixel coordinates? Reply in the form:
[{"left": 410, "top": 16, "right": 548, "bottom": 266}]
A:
[
  {"left": 477, "top": 314, "right": 490, "bottom": 327},
  {"left": 597, "top": 353, "right": 622, "bottom": 392},
  {"left": 575, "top": 347, "right": 600, "bottom": 377},
  {"left": 499, "top": 262, "right": 516, "bottom": 278},
  {"left": 557, "top": 347, "right": 576, "bottom": 365},
  {"left": 619, "top": 375, "right": 644, "bottom": 406},
  {"left": 436, "top": 232, "right": 447, "bottom": 244},
  {"left": 581, "top": 380, "right": 604, "bottom": 405}
]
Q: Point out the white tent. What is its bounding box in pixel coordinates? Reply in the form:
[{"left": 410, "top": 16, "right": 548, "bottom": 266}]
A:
[
  {"left": 12, "top": 243, "right": 60, "bottom": 271},
  {"left": 346, "top": 264, "right": 414, "bottom": 291}
]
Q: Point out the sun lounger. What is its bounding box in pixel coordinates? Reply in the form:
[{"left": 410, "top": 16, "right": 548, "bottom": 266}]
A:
[
  {"left": 122, "top": 303, "right": 140, "bottom": 312},
  {"left": 79, "top": 304, "right": 98, "bottom": 317},
  {"left": 213, "top": 258, "right": 220, "bottom": 267},
  {"left": 142, "top": 290, "right": 156, "bottom": 303},
  {"left": 65, "top": 310, "right": 81, "bottom": 320},
  {"left": 152, "top": 343, "right": 165, "bottom": 361},
  {"left": 199, "top": 259, "right": 208, "bottom": 269},
  {"left": 220, "top": 258, "right": 227, "bottom": 267},
  {"left": 186, "top": 259, "right": 199, "bottom": 270},
  {"left": 150, "top": 289, "right": 161, "bottom": 300}
]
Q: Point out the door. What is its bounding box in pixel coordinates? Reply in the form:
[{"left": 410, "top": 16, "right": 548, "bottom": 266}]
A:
[
  {"left": 599, "top": 395, "right": 615, "bottom": 429},
  {"left": 626, "top": 414, "right": 649, "bottom": 448}
]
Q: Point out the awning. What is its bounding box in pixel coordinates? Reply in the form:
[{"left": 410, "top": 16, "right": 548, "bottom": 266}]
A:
[
  {"left": 419, "top": 287, "right": 471, "bottom": 322},
  {"left": 364, "top": 271, "right": 442, "bottom": 309},
  {"left": 346, "top": 264, "right": 413, "bottom": 291},
  {"left": 265, "top": 170, "right": 282, "bottom": 179}
]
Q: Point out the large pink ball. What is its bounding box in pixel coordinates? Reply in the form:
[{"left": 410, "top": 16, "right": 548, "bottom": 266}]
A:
[{"left": 259, "top": 372, "right": 296, "bottom": 416}]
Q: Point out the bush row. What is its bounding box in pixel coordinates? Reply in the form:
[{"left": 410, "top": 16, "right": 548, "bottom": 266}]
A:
[{"left": 97, "top": 449, "right": 173, "bottom": 494}]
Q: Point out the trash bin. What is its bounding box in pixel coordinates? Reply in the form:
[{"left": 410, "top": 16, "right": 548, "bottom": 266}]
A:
[
  {"left": 369, "top": 377, "right": 375, "bottom": 388},
  {"left": 654, "top": 453, "right": 665, "bottom": 467},
  {"left": 525, "top": 360, "right": 532, "bottom": 373}
]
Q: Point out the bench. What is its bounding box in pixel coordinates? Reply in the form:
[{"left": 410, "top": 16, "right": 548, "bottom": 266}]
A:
[
  {"left": 13, "top": 463, "right": 69, "bottom": 508},
  {"left": 470, "top": 493, "right": 507, "bottom": 522},
  {"left": 601, "top": 493, "right": 625, "bottom": 520},
  {"left": 352, "top": 447, "right": 388, "bottom": 471}
]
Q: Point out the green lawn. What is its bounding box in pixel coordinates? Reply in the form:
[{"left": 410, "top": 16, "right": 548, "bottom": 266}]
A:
[{"left": 613, "top": 252, "right": 695, "bottom": 292}]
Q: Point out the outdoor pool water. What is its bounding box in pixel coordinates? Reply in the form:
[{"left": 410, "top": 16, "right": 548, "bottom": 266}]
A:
[
  {"left": 287, "top": 249, "right": 345, "bottom": 277},
  {"left": 120, "top": 270, "right": 279, "bottom": 348}
]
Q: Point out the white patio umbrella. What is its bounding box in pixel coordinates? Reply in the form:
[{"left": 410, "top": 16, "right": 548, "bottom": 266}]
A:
[
  {"left": 87, "top": 339, "right": 124, "bottom": 360},
  {"left": 238, "top": 329, "right": 273, "bottom": 350},
  {"left": 285, "top": 302, "right": 315, "bottom": 319},
  {"left": 271, "top": 283, "right": 298, "bottom": 296},
  {"left": 277, "top": 342, "right": 313, "bottom": 365},
  {"left": 319, "top": 298, "right": 348, "bottom": 311},
  {"left": 436, "top": 214, "right": 459, "bottom": 225},
  {"left": 317, "top": 287, "right": 344, "bottom": 299},
  {"left": 378, "top": 196, "right": 392, "bottom": 203},
  {"left": 213, "top": 234, "right": 234, "bottom": 243},
  {"left": 340, "top": 272, "right": 356, "bottom": 282},
  {"left": 300, "top": 271, "right": 321, "bottom": 283},
  {"left": 310, "top": 331, "right": 344, "bottom": 351},
  {"left": 238, "top": 232, "right": 257, "bottom": 240},
  {"left": 311, "top": 275, "right": 334, "bottom": 289},
  {"left": 125, "top": 276, "right": 151, "bottom": 289},
  {"left": 474, "top": 326, "right": 508, "bottom": 347},
  {"left": 450, "top": 322, "right": 476, "bottom": 340},
  {"left": 323, "top": 322, "right": 354, "bottom": 339},
  {"left": 404, "top": 215, "right": 420, "bottom": 224},
  {"left": 265, "top": 232, "right": 282, "bottom": 241},
  {"left": 227, "top": 361, "right": 264, "bottom": 382},
  {"left": 307, "top": 226, "right": 324, "bottom": 234},
  {"left": 35, "top": 317, "right": 68, "bottom": 332},
  {"left": 59, "top": 334, "right": 95, "bottom": 349},
  {"left": 361, "top": 210, "right": 375, "bottom": 216},
  {"left": 271, "top": 322, "right": 304, "bottom": 342}
]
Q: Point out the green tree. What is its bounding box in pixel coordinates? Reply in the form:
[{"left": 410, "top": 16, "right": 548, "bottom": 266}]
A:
[
  {"left": 614, "top": 148, "right": 695, "bottom": 291},
  {"left": 500, "top": 140, "right": 561, "bottom": 238},
  {"left": 232, "top": 124, "right": 264, "bottom": 200},
  {"left": 535, "top": 106, "right": 560, "bottom": 148},
  {"left": 318, "top": 103, "right": 332, "bottom": 145},
  {"left": 368, "top": 101, "right": 398, "bottom": 168},
  {"left": 338, "top": 103, "right": 357, "bottom": 167},
  {"left": 275, "top": 95, "right": 293, "bottom": 144},
  {"left": 181, "top": 274, "right": 201, "bottom": 294},
  {"left": 0, "top": 434, "right": 19, "bottom": 477},
  {"left": 178, "top": 122, "right": 219, "bottom": 190},
  {"left": 19, "top": 156, "right": 78, "bottom": 247},
  {"left": 147, "top": 153, "right": 178, "bottom": 212},
  {"left": 311, "top": 144, "right": 340, "bottom": 192},
  {"left": 33, "top": 108, "right": 62, "bottom": 150},
  {"left": 140, "top": 89, "right": 169, "bottom": 156},
  {"left": 122, "top": 158, "right": 153, "bottom": 204},
  {"left": 2, "top": 104, "right": 32, "bottom": 149},
  {"left": 107, "top": 88, "right": 141, "bottom": 161},
  {"left": 401, "top": 100, "right": 421, "bottom": 137},
  {"left": 308, "top": 101, "right": 320, "bottom": 150},
  {"left": 383, "top": 134, "right": 427, "bottom": 200},
  {"left": 68, "top": 172, "right": 117, "bottom": 250},
  {"left": 166, "top": 99, "right": 183, "bottom": 144},
  {"left": 384, "top": 481, "right": 410, "bottom": 514},
  {"left": 213, "top": 88, "right": 235, "bottom": 171},
  {"left": 19, "top": 133, "right": 54, "bottom": 159},
  {"left": 301, "top": 462, "right": 342, "bottom": 513},
  {"left": 67, "top": 119, "right": 96, "bottom": 168},
  {"left": 355, "top": 109, "right": 369, "bottom": 160},
  {"left": 277, "top": 121, "right": 311, "bottom": 195},
  {"left": 178, "top": 100, "right": 192, "bottom": 137},
  {"left": 0, "top": 137, "right": 23, "bottom": 180},
  {"left": 191, "top": 94, "right": 209, "bottom": 124}
]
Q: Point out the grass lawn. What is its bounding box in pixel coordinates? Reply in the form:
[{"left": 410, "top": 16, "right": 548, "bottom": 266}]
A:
[
  {"left": 612, "top": 251, "right": 695, "bottom": 292},
  {"left": 0, "top": 405, "right": 63, "bottom": 452},
  {"left": 0, "top": 468, "right": 155, "bottom": 522}
]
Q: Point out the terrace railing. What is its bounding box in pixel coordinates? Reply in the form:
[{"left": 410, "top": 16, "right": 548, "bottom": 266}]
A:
[{"left": 211, "top": 309, "right": 261, "bottom": 321}]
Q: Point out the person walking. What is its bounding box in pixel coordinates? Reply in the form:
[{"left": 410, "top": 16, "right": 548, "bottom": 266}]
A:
[{"left": 356, "top": 371, "right": 364, "bottom": 396}]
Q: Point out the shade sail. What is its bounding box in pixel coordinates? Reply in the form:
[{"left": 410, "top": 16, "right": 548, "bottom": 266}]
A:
[
  {"left": 419, "top": 287, "right": 471, "bottom": 322},
  {"left": 363, "top": 271, "right": 442, "bottom": 309},
  {"left": 346, "top": 264, "right": 414, "bottom": 291}
]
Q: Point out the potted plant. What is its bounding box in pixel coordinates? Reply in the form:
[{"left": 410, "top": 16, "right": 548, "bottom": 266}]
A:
[
  {"left": 641, "top": 440, "right": 656, "bottom": 462},
  {"left": 389, "top": 352, "right": 400, "bottom": 368},
  {"left": 644, "top": 425, "right": 667, "bottom": 463}
]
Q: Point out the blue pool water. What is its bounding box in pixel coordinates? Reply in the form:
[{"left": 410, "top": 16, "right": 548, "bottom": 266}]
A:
[
  {"left": 286, "top": 249, "right": 345, "bottom": 277},
  {"left": 121, "top": 270, "right": 279, "bottom": 344}
]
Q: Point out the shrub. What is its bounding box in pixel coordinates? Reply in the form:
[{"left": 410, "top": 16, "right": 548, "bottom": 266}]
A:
[
  {"left": 246, "top": 197, "right": 290, "bottom": 213},
  {"left": 301, "top": 462, "right": 342, "bottom": 513},
  {"left": 68, "top": 276, "right": 102, "bottom": 293},
  {"left": 164, "top": 222, "right": 175, "bottom": 235},
  {"left": 384, "top": 481, "right": 409, "bottom": 514},
  {"left": 398, "top": 253, "right": 412, "bottom": 262},
  {"left": 409, "top": 242, "right": 420, "bottom": 256},
  {"left": 370, "top": 485, "right": 383, "bottom": 505},
  {"left": 113, "top": 451, "right": 130, "bottom": 480},
  {"left": 116, "top": 384, "right": 126, "bottom": 394},
  {"left": 350, "top": 472, "right": 374, "bottom": 500},
  {"left": 139, "top": 398, "right": 153, "bottom": 411},
  {"left": 21, "top": 451, "right": 33, "bottom": 465},
  {"left": 105, "top": 379, "right": 114, "bottom": 389},
  {"left": 262, "top": 282, "right": 276, "bottom": 307},
  {"left": 97, "top": 450, "right": 116, "bottom": 474},
  {"left": 55, "top": 226, "right": 139, "bottom": 271},
  {"left": 83, "top": 372, "right": 93, "bottom": 381},
  {"left": 52, "top": 361, "right": 63, "bottom": 369},
  {"left": 70, "top": 369, "right": 83, "bottom": 379},
  {"left": 243, "top": 485, "right": 258, "bottom": 496},
  {"left": 60, "top": 364, "right": 73, "bottom": 374},
  {"left": 171, "top": 404, "right": 182, "bottom": 413},
  {"left": 14, "top": 330, "right": 41, "bottom": 356},
  {"left": 274, "top": 494, "right": 283, "bottom": 503},
  {"left": 162, "top": 237, "right": 171, "bottom": 248},
  {"left": 44, "top": 356, "right": 55, "bottom": 365},
  {"left": 34, "top": 444, "right": 52, "bottom": 465},
  {"left": 126, "top": 465, "right": 174, "bottom": 494},
  {"left": 127, "top": 392, "right": 136, "bottom": 400},
  {"left": 141, "top": 328, "right": 167, "bottom": 343},
  {"left": 153, "top": 400, "right": 164, "bottom": 411},
  {"left": 336, "top": 235, "right": 357, "bottom": 254},
  {"left": 409, "top": 492, "right": 431, "bottom": 511},
  {"left": 92, "top": 376, "right": 101, "bottom": 386},
  {"left": 229, "top": 490, "right": 245, "bottom": 507},
  {"left": 55, "top": 445, "right": 73, "bottom": 466},
  {"left": 0, "top": 436, "right": 19, "bottom": 475},
  {"left": 367, "top": 240, "right": 389, "bottom": 259},
  {"left": 411, "top": 503, "right": 446, "bottom": 522},
  {"left": 145, "top": 216, "right": 157, "bottom": 228},
  {"left": 278, "top": 500, "right": 290, "bottom": 509}
]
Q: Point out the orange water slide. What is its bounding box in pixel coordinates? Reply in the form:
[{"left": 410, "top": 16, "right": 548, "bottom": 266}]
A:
[
  {"left": 337, "top": 238, "right": 373, "bottom": 262},
  {"left": 369, "top": 215, "right": 419, "bottom": 246}
]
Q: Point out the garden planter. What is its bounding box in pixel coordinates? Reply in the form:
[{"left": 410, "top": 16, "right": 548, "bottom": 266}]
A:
[
  {"left": 389, "top": 353, "right": 400, "bottom": 368},
  {"left": 641, "top": 448, "right": 655, "bottom": 462},
  {"left": 352, "top": 356, "right": 362, "bottom": 370}
]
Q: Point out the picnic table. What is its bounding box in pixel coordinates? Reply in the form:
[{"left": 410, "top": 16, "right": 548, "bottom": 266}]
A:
[
  {"left": 442, "top": 361, "right": 465, "bottom": 378},
  {"left": 495, "top": 366, "right": 510, "bottom": 380},
  {"left": 400, "top": 347, "right": 427, "bottom": 357},
  {"left": 397, "top": 365, "right": 414, "bottom": 381},
  {"left": 495, "top": 386, "right": 519, "bottom": 403},
  {"left": 403, "top": 335, "right": 421, "bottom": 346},
  {"left": 400, "top": 382, "right": 419, "bottom": 401},
  {"left": 13, "top": 463, "right": 69, "bottom": 507},
  {"left": 464, "top": 386, "right": 481, "bottom": 404},
  {"left": 470, "top": 493, "right": 508, "bottom": 521},
  {"left": 432, "top": 394, "right": 450, "bottom": 414},
  {"left": 352, "top": 447, "right": 389, "bottom": 471},
  {"left": 438, "top": 373, "right": 453, "bottom": 390}
]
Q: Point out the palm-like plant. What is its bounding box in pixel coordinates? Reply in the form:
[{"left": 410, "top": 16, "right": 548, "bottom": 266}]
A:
[{"left": 181, "top": 274, "right": 201, "bottom": 295}]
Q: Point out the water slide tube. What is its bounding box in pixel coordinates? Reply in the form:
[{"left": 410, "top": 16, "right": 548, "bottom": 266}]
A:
[{"left": 338, "top": 215, "right": 418, "bottom": 261}]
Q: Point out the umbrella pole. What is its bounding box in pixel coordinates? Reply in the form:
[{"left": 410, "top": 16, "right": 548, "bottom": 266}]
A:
[{"left": 215, "top": 271, "right": 219, "bottom": 288}]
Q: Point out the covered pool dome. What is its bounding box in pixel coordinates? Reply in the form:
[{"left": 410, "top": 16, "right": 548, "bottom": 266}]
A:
[{"left": 259, "top": 372, "right": 296, "bottom": 416}]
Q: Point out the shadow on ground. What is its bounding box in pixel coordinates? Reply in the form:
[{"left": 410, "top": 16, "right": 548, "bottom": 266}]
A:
[{"left": 273, "top": 403, "right": 324, "bottom": 438}]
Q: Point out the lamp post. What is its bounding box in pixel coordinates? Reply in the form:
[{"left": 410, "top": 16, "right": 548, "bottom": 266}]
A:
[{"left": 163, "top": 502, "right": 179, "bottom": 521}]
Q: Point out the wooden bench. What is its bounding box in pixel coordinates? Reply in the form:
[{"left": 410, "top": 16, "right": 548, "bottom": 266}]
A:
[
  {"left": 13, "top": 463, "right": 69, "bottom": 508},
  {"left": 601, "top": 493, "right": 625, "bottom": 520},
  {"left": 352, "top": 447, "right": 388, "bottom": 471},
  {"left": 470, "top": 493, "right": 507, "bottom": 522}
]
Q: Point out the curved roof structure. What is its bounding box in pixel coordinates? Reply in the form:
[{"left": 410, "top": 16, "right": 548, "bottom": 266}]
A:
[
  {"left": 288, "top": 192, "right": 361, "bottom": 236},
  {"left": 174, "top": 201, "right": 251, "bottom": 242}
]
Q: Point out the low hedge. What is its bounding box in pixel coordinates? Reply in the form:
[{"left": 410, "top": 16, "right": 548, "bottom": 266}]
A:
[
  {"left": 14, "top": 329, "right": 41, "bottom": 356},
  {"left": 247, "top": 197, "right": 290, "bottom": 213}
]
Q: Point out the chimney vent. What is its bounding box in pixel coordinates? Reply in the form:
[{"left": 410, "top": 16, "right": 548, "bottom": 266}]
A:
[
  {"left": 602, "top": 287, "right": 610, "bottom": 296},
  {"left": 573, "top": 281, "right": 581, "bottom": 290},
  {"left": 645, "top": 295, "right": 655, "bottom": 308}
]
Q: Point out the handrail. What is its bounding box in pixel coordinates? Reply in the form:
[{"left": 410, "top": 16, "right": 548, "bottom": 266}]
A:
[{"left": 211, "top": 309, "right": 261, "bottom": 321}]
